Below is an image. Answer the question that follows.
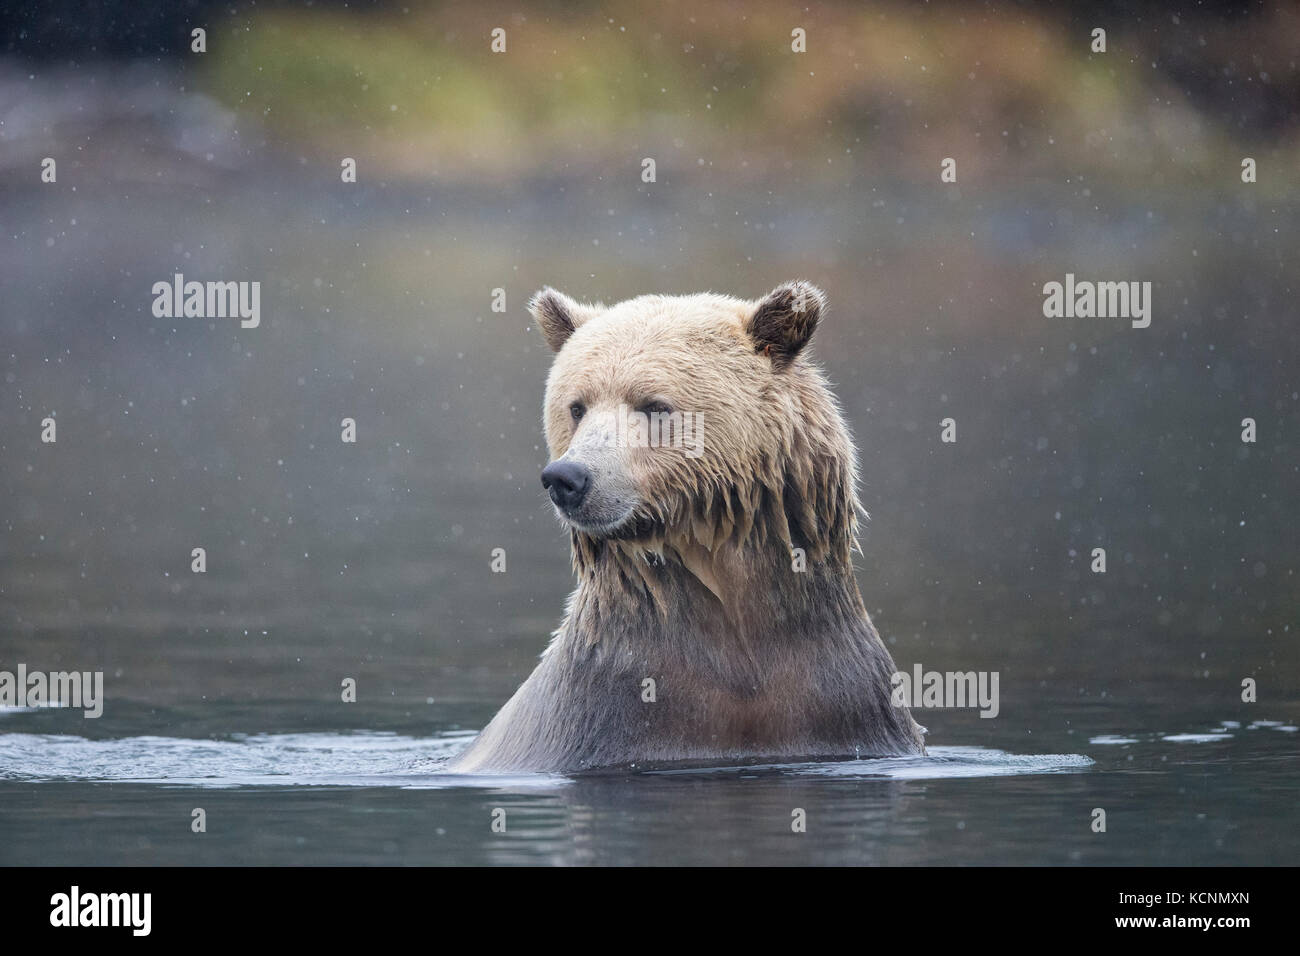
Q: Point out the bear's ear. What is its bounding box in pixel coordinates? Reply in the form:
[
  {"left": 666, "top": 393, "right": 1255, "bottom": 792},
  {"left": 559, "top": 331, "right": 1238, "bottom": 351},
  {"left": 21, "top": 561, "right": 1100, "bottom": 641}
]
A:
[
  {"left": 746, "top": 281, "right": 825, "bottom": 369},
  {"left": 529, "top": 287, "right": 599, "bottom": 352}
]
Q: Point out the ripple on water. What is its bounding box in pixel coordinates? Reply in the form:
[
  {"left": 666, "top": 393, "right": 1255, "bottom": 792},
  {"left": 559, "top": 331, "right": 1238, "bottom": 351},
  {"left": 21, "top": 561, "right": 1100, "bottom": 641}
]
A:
[
  {"left": 0, "top": 732, "right": 1094, "bottom": 788},
  {"left": 1088, "top": 720, "right": 1298, "bottom": 746},
  {"left": 0, "top": 731, "right": 473, "bottom": 788},
  {"left": 644, "top": 746, "right": 1093, "bottom": 779}
]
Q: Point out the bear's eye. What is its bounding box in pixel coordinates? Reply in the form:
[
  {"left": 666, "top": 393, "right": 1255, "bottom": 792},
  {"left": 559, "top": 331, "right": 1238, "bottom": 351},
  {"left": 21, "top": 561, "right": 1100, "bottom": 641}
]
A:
[
  {"left": 569, "top": 401, "right": 586, "bottom": 423},
  {"left": 637, "top": 400, "right": 673, "bottom": 417}
]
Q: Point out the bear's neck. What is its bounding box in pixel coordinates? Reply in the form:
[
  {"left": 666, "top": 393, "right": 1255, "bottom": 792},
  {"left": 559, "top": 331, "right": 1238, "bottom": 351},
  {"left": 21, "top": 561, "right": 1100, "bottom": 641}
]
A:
[{"left": 566, "top": 531, "right": 870, "bottom": 653}]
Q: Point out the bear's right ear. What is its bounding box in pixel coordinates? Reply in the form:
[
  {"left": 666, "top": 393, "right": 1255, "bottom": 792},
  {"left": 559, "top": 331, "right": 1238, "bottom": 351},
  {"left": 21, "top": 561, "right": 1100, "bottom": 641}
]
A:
[{"left": 529, "top": 288, "right": 599, "bottom": 352}]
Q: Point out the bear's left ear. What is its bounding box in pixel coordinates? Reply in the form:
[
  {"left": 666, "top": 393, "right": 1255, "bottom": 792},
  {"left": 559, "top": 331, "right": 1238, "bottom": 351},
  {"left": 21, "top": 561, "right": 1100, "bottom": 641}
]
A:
[{"left": 746, "top": 281, "right": 825, "bottom": 369}]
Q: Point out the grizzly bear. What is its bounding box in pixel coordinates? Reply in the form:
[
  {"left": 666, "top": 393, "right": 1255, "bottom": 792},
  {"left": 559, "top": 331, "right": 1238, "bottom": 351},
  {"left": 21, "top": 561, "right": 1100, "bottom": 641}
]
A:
[{"left": 448, "top": 282, "right": 925, "bottom": 773}]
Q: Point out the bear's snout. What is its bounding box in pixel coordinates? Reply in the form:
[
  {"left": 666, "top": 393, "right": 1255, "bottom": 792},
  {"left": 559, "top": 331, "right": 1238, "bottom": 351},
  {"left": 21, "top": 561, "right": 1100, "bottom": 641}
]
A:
[{"left": 541, "top": 459, "right": 591, "bottom": 511}]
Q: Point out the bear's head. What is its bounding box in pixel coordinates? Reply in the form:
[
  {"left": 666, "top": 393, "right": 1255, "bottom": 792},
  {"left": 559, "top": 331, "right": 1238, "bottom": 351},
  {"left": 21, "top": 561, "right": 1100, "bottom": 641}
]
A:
[{"left": 530, "top": 282, "right": 860, "bottom": 569}]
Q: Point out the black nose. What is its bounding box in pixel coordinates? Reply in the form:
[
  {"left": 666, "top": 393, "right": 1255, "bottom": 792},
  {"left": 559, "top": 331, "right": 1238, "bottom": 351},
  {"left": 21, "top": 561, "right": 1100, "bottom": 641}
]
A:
[{"left": 541, "top": 460, "right": 590, "bottom": 510}]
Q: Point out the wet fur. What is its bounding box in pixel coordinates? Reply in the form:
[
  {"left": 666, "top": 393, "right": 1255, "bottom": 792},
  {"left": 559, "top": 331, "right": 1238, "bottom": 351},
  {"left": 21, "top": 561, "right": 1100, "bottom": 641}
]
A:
[{"left": 450, "top": 285, "right": 925, "bottom": 772}]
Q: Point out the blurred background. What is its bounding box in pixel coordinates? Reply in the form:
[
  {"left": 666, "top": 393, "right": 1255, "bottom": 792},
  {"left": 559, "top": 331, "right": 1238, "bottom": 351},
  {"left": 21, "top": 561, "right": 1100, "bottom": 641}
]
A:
[{"left": 0, "top": 1, "right": 1297, "bottom": 864}]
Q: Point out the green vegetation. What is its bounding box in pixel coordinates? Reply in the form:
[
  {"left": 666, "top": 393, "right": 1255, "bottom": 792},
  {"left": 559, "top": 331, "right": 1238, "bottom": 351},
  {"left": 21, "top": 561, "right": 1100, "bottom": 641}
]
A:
[{"left": 201, "top": 1, "right": 1300, "bottom": 190}]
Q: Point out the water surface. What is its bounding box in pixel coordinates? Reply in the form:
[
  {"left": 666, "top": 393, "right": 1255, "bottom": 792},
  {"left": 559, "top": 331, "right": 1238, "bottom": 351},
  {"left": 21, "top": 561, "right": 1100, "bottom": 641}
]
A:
[{"left": 2, "top": 698, "right": 1295, "bottom": 865}]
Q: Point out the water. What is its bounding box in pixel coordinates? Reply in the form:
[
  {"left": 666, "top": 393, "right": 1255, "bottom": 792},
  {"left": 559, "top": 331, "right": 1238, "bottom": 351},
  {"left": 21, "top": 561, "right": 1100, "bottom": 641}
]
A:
[
  {"left": 2, "top": 66, "right": 1297, "bottom": 867},
  {"left": 1, "top": 697, "right": 1296, "bottom": 865}
]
